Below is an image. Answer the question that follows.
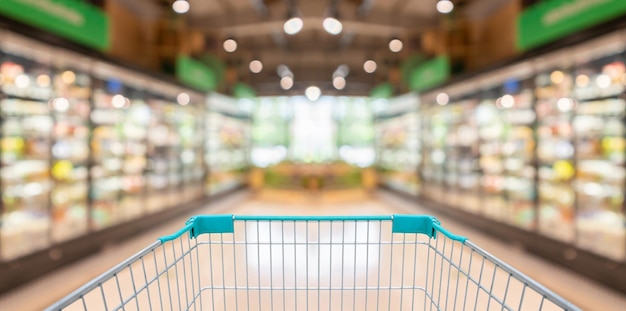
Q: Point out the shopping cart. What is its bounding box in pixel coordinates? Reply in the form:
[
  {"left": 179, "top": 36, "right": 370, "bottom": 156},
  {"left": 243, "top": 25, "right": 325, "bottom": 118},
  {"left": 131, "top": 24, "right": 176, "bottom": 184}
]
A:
[{"left": 46, "top": 215, "right": 581, "bottom": 311}]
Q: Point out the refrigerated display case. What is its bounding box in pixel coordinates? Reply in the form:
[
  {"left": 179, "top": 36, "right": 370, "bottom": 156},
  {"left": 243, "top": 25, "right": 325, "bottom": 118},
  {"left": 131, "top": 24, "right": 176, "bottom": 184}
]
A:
[
  {"left": 374, "top": 95, "right": 421, "bottom": 195},
  {"left": 376, "top": 113, "right": 421, "bottom": 195},
  {"left": 89, "top": 75, "right": 150, "bottom": 229},
  {"left": 0, "top": 43, "right": 53, "bottom": 260},
  {"left": 572, "top": 48, "right": 626, "bottom": 260},
  {"left": 498, "top": 85, "right": 536, "bottom": 230},
  {"left": 179, "top": 95, "right": 205, "bottom": 202},
  {"left": 205, "top": 112, "right": 250, "bottom": 195},
  {"left": 205, "top": 95, "right": 250, "bottom": 196},
  {"left": 49, "top": 57, "right": 91, "bottom": 243},
  {"left": 534, "top": 66, "right": 577, "bottom": 242},
  {"left": 443, "top": 98, "right": 480, "bottom": 213},
  {"left": 146, "top": 97, "right": 183, "bottom": 210},
  {"left": 420, "top": 103, "right": 447, "bottom": 202}
]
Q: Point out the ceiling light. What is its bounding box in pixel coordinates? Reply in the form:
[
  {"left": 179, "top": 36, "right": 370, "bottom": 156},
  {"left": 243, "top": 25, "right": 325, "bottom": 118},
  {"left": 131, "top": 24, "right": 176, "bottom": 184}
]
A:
[
  {"left": 280, "top": 76, "right": 294, "bottom": 90},
  {"left": 172, "top": 0, "right": 190, "bottom": 14},
  {"left": 223, "top": 39, "right": 237, "bottom": 52},
  {"left": 305, "top": 86, "right": 321, "bottom": 101},
  {"left": 363, "top": 60, "right": 377, "bottom": 73},
  {"left": 333, "top": 76, "right": 346, "bottom": 90},
  {"left": 284, "top": 17, "right": 303, "bottom": 35},
  {"left": 323, "top": 17, "right": 343, "bottom": 35},
  {"left": 177, "top": 92, "right": 190, "bottom": 105},
  {"left": 249, "top": 60, "right": 263, "bottom": 73},
  {"left": 436, "top": 92, "right": 449, "bottom": 105},
  {"left": 436, "top": 0, "right": 454, "bottom": 14},
  {"left": 389, "top": 39, "right": 403, "bottom": 52}
]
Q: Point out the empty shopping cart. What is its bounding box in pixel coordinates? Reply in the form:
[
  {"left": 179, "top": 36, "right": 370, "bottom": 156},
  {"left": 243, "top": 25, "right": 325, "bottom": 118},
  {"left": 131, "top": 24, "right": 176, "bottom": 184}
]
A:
[{"left": 46, "top": 215, "right": 581, "bottom": 311}]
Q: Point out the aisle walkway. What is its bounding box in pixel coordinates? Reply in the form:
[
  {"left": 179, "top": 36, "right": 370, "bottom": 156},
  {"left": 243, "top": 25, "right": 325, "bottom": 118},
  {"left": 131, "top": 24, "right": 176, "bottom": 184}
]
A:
[{"left": 1, "top": 189, "right": 624, "bottom": 310}]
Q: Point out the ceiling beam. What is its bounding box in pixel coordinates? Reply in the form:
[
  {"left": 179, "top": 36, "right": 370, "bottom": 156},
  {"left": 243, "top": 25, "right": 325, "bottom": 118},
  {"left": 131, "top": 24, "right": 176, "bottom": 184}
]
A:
[{"left": 189, "top": 6, "right": 436, "bottom": 35}]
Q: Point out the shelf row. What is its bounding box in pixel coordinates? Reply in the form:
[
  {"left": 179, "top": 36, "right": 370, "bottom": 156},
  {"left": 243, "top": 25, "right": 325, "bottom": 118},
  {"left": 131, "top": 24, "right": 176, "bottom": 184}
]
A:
[{"left": 0, "top": 36, "right": 251, "bottom": 261}]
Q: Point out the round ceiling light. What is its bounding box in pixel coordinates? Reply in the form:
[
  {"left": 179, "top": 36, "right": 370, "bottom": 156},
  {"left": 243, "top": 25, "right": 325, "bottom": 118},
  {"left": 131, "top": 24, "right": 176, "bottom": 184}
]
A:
[
  {"left": 363, "top": 60, "right": 377, "bottom": 73},
  {"left": 389, "top": 39, "right": 403, "bottom": 52},
  {"left": 436, "top": 0, "right": 454, "bottom": 14},
  {"left": 249, "top": 60, "right": 263, "bottom": 73},
  {"left": 280, "top": 76, "right": 294, "bottom": 90},
  {"left": 223, "top": 39, "right": 237, "bottom": 53},
  {"left": 323, "top": 17, "right": 343, "bottom": 35},
  {"left": 284, "top": 17, "right": 303, "bottom": 35},
  {"left": 172, "top": 0, "right": 190, "bottom": 14},
  {"left": 305, "top": 86, "right": 321, "bottom": 101},
  {"left": 333, "top": 76, "right": 346, "bottom": 90}
]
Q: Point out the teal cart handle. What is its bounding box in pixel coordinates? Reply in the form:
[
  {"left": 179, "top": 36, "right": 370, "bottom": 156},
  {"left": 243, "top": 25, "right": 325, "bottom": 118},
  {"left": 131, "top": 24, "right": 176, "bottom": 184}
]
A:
[{"left": 158, "top": 214, "right": 468, "bottom": 243}]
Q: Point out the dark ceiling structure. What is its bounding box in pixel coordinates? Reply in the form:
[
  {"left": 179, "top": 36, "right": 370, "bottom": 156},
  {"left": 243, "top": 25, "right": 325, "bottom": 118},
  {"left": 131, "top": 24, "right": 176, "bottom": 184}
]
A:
[{"left": 121, "top": 0, "right": 515, "bottom": 95}]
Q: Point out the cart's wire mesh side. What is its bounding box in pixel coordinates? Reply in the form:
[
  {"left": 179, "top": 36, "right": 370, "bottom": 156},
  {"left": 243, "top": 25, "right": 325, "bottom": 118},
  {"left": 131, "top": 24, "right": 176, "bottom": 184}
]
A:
[
  {"left": 50, "top": 216, "right": 578, "bottom": 311},
  {"left": 57, "top": 237, "right": 204, "bottom": 311}
]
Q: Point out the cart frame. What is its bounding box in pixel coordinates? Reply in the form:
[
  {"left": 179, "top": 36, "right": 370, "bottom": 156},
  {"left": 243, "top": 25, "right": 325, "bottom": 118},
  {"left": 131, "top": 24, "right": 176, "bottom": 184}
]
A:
[{"left": 46, "top": 214, "right": 581, "bottom": 311}]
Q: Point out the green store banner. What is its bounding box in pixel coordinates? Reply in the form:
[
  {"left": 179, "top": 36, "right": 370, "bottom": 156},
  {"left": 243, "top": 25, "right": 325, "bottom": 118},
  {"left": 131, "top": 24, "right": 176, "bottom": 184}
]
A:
[
  {"left": 517, "top": 0, "right": 626, "bottom": 51},
  {"left": 0, "top": 0, "right": 109, "bottom": 50},
  {"left": 408, "top": 56, "right": 450, "bottom": 92},
  {"left": 176, "top": 56, "right": 218, "bottom": 91},
  {"left": 370, "top": 82, "right": 393, "bottom": 99},
  {"left": 233, "top": 82, "right": 257, "bottom": 99}
]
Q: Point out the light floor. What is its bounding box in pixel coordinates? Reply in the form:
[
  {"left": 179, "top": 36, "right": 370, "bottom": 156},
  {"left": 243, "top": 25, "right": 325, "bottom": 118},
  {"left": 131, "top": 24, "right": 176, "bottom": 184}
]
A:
[{"left": 1, "top": 189, "right": 625, "bottom": 311}]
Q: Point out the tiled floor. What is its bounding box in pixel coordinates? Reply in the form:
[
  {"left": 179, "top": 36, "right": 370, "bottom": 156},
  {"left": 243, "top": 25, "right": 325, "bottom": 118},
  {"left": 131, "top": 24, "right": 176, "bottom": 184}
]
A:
[{"left": 1, "top": 189, "right": 625, "bottom": 310}]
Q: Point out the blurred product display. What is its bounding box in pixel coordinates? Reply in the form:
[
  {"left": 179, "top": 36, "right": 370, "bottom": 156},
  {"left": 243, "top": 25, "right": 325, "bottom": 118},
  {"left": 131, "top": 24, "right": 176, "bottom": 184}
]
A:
[
  {"left": 375, "top": 95, "right": 421, "bottom": 195},
  {"left": 391, "top": 31, "right": 626, "bottom": 263},
  {"left": 0, "top": 32, "right": 251, "bottom": 263}
]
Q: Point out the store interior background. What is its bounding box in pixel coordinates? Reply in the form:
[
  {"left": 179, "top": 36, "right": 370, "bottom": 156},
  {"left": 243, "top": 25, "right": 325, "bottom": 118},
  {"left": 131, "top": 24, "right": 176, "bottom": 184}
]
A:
[{"left": 1, "top": 0, "right": 626, "bottom": 301}]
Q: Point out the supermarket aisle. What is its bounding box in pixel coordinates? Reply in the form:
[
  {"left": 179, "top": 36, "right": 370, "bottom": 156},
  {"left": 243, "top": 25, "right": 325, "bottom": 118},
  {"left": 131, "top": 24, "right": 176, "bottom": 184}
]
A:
[{"left": 1, "top": 189, "right": 625, "bottom": 311}]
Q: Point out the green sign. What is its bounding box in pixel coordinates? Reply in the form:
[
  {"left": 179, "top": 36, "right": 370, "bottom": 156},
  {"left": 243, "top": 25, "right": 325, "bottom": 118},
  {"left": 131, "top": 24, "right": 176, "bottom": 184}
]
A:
[
  {"left": 400, "top": 54, "right": 427, "bottom": 86},
  {"left": 233, "top": 82, "right": 256, "bottom": 99},
  {"left": 0, "top": 0, "right": 109, "bottom": 50},
  {"left": 517, "top": 0, "right": 626, "bottom": 51},
  {"left": 370, "top": 82, "right": 394, "bottom": 99},
  {"left": 176, "top": 56, "right": 218, "bottom": 91},
  {"left": 408, "top": 56, "right": 450, "bottom": 92}
]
